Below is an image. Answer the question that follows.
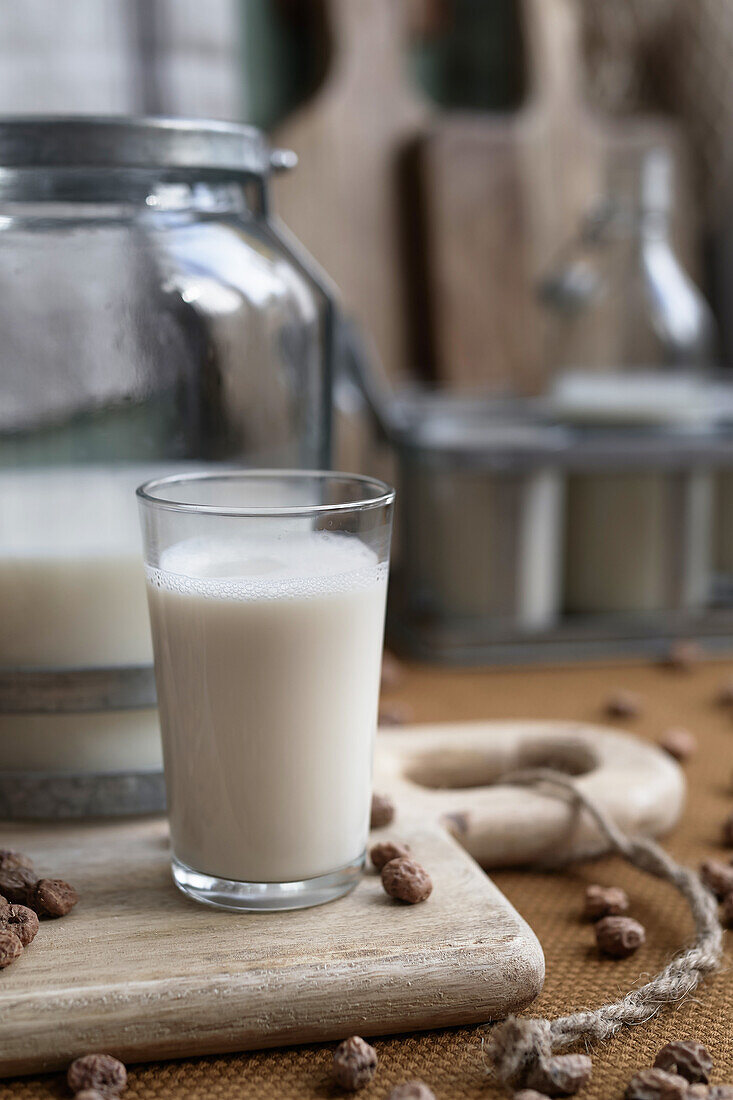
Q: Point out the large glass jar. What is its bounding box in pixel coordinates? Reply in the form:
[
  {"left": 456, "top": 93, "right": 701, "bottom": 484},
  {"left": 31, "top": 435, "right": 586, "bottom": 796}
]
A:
[{"left": 0, "top": 117, "right": 335, "bottom": 816}]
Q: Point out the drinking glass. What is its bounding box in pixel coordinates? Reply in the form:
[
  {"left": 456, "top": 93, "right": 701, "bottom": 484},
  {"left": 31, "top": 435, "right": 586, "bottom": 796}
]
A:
[{"left": 137, "top": 470, "right": 394, "bottom": 911}]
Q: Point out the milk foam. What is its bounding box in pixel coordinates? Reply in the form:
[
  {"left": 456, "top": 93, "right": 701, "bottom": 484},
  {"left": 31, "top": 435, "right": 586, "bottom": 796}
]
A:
[{"left": 148, "top": 532, "right": 387, "bottom": 601}]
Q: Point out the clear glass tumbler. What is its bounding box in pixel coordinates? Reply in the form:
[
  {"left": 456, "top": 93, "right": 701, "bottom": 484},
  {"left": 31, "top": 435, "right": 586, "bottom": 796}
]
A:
[{"left": 137, "top": 470, "right": 394, "bottom": 911}]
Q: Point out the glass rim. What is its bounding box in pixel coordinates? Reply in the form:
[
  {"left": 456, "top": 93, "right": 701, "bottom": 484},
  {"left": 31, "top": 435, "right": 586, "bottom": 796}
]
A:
[{"left": 136, "top": 469, "right": 395, "bottom": 518}]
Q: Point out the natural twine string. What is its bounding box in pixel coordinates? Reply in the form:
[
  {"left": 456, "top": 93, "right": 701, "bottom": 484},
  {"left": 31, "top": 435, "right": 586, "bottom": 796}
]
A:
[{"left": 484, "top": 769, "right": 724, "bottom": 1090}]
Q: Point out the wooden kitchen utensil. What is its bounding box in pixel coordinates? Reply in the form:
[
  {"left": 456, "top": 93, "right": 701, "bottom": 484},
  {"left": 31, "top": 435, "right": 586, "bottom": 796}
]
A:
[
  {"left": 272, "top": 0, "right": 429, "bottom": 382},
  {"left": 420, "top": 0, "right": 697, "bottom": 393},
  {"left": 0, "top": 719, "right": 682, "bottom": 1076}
]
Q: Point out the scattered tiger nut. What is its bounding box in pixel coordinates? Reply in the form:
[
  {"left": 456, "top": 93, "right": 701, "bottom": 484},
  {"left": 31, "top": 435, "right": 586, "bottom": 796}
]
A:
[
  {"left": 595, "top": 915, "right": 645, "bottom": 958},
  {"left": 654, "top": 1039, "right": 712, "bottom": 1083},
  {"left": 626, "top": 1067, "right": 689, "bottom": 1100},
  {"left": 659, "top": 728, "right": 697, "bottom": 763},
  {"left": 0, "top": 928, "right": 23, "bottom": 969},
  {"left": 0, "top": 864, "right": 35, "bottom": 905},
  {"left": 332, "top": 1036, "right": 378, "bottom": 1091},
  {"left": 604, "top": 690, "right": 642, "bottom": 720},
  {"left": 381, "top": 857, "right": 433, "bottom": 904},
  {"left": 380, "top": 651, "right": 404, "bottom": 693},
  {"left": 716, "top": 679, "right": 733, "bottom": 706},
  {"left": 721, "top": 893, "right": 733, "bottom": 927},
  {"left": 370, "top": 793, "right": 395, "bottom": 830},
  {"left": 0, "top": 850, "right": 34, "bottom": 873},
  {"left": 32, "top": 878, "right": 78, "bottom": 918},
  {"left": 722, "top": 812, "right": 733, "bottom": 847},
  {"left": 664, "top": 640, "right": 702, "bottom": 671},
  {"left": 378, "top": 701, "right": 413, "bottom": 727},
  {"left": 370, "top": 840, "right": 411, "bottom": 871},
  {"left": 526, "top": 1053, "right": 592, "bottom": 1096},
  {"left": 583, "top": 884, "right": 629, "bottom": 921},
  {"left": 67, "top": 1053, "right": 127, "bottom": 1096},
  {"left": 700, "top": 859, "right": 733, "bottom": 899},
  {"left": 0, "top": 904, "right": 39, "bottom": 947},
  {"left": 387, "top": 1082, "right": 436, "bottom": 1100}
]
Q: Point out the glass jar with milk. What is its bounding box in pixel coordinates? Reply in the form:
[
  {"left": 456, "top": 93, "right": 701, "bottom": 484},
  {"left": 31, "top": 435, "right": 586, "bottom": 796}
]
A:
[
  {"left": 138, "top": 471, "right": 393, "bottom": 911},
  {"left": 0, "top": 118, "right": 335, "bottom": 817}
]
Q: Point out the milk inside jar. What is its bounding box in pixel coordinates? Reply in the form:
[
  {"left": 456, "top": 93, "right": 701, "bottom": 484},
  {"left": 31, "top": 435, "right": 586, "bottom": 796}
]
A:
[{"left": 146, "top": 531, "right": 388, "bottom": 885}]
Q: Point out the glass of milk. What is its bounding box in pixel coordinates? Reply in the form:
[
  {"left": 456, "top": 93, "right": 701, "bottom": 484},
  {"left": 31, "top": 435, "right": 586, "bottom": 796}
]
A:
[{"left": 137, "top": 470, "right": 394, "bottom": 911}]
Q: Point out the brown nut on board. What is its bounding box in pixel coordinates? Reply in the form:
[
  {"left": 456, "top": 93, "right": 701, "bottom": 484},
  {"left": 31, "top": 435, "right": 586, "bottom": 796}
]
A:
[
  {"left": 332, "top": 1036, "right": 378, "bottom": 1091},
  {"left": 370, "top": 792, "right": 395, "bottom": 830},
  {"left": 381, "top": 857, "right": 433, "bottom": 904},
  {"left": 370, "top": 840, "right": 411, "bottom": 871},
  {"left": 0, "top": 904, "right": 39, "bottom": 947},
  {"left": 604, "top": 690, "right": 642, "bottom": 720},
  {"left": 0, "top": 865, "right": 35, "bottom": 906},
  {"left": 583, "top": 884, "right": 629, "bottom": 921},
  {"left": 0, "top": 929, "right": 23, "bottom": 969},
  {"left": 67, "top": 1053, "right": 127, "bottom": 1096},
  {"left": 387, "top": 1083, "right": 436, "bottom": 1100},
  {"left": 626, "top": 1067, "right": 689, "bottom": 1100},
  {"left": 0, "top": 850, "right": 34, "bottom": 873},
  {"left": 700, "top": 859, "right": 733, "bottom": 899},
  {"left": 595, "top": 915, "right": 645, "bottom": 958},
  {"left": 659, "top": 728, "right": 697, "bottom": 763},
  {"left": 654, "top": 1039, "right": 712, "bottom": 1083},
  {"left": 32, "top": 878, "right": 78, "bottom": 918},
  {"left": 526, "top": 1054, "right": 592, "bottom": 1096}
]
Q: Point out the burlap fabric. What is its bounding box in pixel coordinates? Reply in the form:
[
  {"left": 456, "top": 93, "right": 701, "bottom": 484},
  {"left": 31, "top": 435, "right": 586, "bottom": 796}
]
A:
[{"left": 3, "top": 656, "right": 733, "bottom": 1099}]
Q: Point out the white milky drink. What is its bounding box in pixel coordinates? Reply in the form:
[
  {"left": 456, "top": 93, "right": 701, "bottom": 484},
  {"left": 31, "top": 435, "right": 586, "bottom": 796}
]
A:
[{"left": 146, "top": 531, "right": 388, "bottom": 884}]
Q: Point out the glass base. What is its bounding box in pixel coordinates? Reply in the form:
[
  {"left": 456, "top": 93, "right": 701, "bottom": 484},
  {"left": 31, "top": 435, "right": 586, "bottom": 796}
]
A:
[{"left": 171, "top": 853, "right": 365, "bottom": 912}]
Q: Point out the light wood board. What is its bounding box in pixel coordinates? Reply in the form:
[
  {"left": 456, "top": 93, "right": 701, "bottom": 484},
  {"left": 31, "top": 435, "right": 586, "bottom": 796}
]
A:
[
  {"left": 0, "top": 814, "right": 542, "bottom": 1077},
  {"left": 0, "top": 718, "right": 684, "bottom": 1076}
]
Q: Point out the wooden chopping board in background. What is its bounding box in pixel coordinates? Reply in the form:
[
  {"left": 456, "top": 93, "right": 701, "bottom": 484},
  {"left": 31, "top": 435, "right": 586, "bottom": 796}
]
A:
[
  {"left": 419, "top": 0, "right": 699, "bottom": 393},
  {"left": 272, "top": 0, "right": 429, "bottom": 382},
  {"left": 0, "top": 718, "right": 684, "bottom": 1076}
]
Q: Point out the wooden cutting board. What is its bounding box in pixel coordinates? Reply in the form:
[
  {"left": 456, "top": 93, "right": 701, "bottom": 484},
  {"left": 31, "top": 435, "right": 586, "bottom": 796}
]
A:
[
  {"left": 0, "top": 720, "right": 683, "bottom": 1076},
  {"left": 420, "top": 0, "right": 698, "bottom": 393}
]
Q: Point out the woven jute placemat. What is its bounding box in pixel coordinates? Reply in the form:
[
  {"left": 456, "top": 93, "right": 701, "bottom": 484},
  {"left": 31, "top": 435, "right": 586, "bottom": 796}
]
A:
[{"left": 3, "top": 655, "right": 733, "bottom": 1099}]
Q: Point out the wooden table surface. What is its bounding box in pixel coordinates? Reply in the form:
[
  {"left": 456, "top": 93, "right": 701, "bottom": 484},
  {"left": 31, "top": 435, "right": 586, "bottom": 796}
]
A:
[{"left": 3, "top": 653, "right": 733, "bottom": 1099}]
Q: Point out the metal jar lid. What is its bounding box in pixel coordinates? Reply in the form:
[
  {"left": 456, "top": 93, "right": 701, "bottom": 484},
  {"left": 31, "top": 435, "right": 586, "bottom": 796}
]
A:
[{"left": 0, "top": 115, "right": 297, "bottom": 177}]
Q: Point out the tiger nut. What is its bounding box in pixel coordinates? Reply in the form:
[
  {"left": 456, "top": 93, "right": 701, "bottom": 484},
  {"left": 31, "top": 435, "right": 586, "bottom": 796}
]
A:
[
  {"left": 381, "top": 857, "right": 433, "bottom": 904},
  {"left": 626, "top": 1067, "right": 689, "bottom": 1100},
  {"left": 0, "top": 903, "right": 39, "bottom": 947},
  {"left": 32, "top": 878, "right": 78, "bottom": 918},
  {"left": 332, "top": 1036, "right": 378, "bottom": 1091},
  {"left": 583, "top": 884, "right": 629, "bottom": 921},
  {"left": 0, "top": 849, "right": 34, "bottom": 873},
  {"left": 595, "top": 915, "right": 645, "bottom": 958},
  {"left": 380, "top": 651, "right": 404, "bottom": 693},
  {"left": 387, "top": 1083, "right": 436, "bottom": 1100},
  {"left": 370, "top": 792, "right": 395, "bottom": 829},
  {"left": 700, "top": 859, "right": 733, "bottom": 899},
  {"left": 721, "top": 893, "right": 733, "bottom": 927},
  {"left": 722, "top": 812, "right": 733, "bottom": 847},
  {"left": 370, "top": 840, "right": 411, "bottom": 871},
  {"left": 67, "top": 1053, "right": 127, "bottom": 1096},
  {"left": 0, "top": 928, "right": 23, "bottom": 969},
  {"left": 526, "top": 1054, "right": 592, "bottom": 1096},
  {"left": 0, "top": 864, "right": 35, "bottom": 905},
  {"left": 664, "top": 639, "right": 702, "bottom": 671},
  {"left": 659, "top": 728, "right": 697, "bottom": 763},
  {"left": 654, "top": 1039, "right": 712, "bottom": 1083},
  {"left": 604, "top": 690, "right": 642, "bottom": 719}
]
